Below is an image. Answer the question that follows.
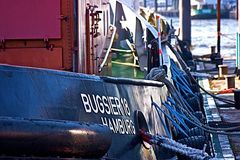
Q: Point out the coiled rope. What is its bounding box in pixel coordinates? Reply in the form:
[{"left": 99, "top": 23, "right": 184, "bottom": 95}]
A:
[{"left": 139, "top": 130, "right": 212, "bottom": 160}]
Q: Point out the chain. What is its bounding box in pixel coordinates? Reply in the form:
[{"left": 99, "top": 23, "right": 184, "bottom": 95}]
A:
[{"left": 140, "top": 130, "right": 212, "bottom": 160}]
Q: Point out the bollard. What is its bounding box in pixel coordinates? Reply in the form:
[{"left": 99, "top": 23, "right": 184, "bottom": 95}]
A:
[
  {"left": 233, "top": 89, "right": 240, "bottom": 109},
  {"left": 218, "top": 65, "right": 228, "bottom": 78},
  {"left": 210, "top": 46, "right": 216, "bottom": 54},
  {"left": 210, "top": 45, "right": 222, "bottom": 67},
  {"left": 224, "top": 74, "right": 235, "bottom": 89}
]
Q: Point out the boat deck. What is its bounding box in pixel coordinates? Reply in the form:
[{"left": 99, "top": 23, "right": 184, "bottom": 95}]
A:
[{"left": 197, "top": 58, "right": 240, "bottom": 159}]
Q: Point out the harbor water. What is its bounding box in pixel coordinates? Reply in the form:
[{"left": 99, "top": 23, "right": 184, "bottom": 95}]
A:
[{"left": 169, "top": 17, "right": 237, "bottom": 59}]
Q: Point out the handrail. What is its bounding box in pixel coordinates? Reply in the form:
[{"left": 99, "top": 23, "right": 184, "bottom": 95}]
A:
[{"left": 98, "top": 25, "right": 117, "bottom": 72}]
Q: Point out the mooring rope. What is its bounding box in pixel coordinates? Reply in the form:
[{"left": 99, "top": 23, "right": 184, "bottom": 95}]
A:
[
  {"left": 146, "top": 67, "right": 240, "bottom": 134},
  {"left": 139, "top": 130, "right": 212, "bottom": 160},
  {"left": 166, "top": 41, "right": 235, "bottom": 105}
]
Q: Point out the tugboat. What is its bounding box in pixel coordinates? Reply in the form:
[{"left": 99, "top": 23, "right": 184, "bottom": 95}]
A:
[{"left": 0, "top": 0, "right": 213, "bottom": 159}]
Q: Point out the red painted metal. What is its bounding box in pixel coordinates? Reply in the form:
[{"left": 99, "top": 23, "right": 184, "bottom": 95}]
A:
[
  {"left": 0, "top": 48, "right": 63, "bottom": 69},
  {"left": 0, "top": 0, "right": 73, "bottom": 71},
  {"left": 0, "top": 0, "right": 108, "bottom": 73},
  {"left": 86, "top": 6, "right": 91, "bottom": 74},
  {"left": 0, "top": 0, "right": 61, "bottom": 40}
]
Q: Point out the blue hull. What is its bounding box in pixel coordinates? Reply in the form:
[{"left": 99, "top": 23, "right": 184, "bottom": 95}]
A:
[{"left": 0, "top": 64, "right": 172, "bottom": 159}]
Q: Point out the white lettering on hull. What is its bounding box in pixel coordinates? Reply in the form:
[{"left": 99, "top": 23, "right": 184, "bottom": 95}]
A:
[
  {"left": 81, "top": 94, "right": 131, "bottom": 116},
  {"left": 81, "top": 93, "right": 135, "bottom": 135},
  {"left": 101, "top": 117, "right": 136, "bottom": 135}
]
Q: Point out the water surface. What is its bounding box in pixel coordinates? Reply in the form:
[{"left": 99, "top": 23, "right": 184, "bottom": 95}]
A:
[{"left": 168, "top": 18, "right": 238, "bottom": 59}]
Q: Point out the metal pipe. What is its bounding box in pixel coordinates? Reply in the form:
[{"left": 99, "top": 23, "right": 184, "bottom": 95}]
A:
[
  {"left": 111, "top": 48, "right": 133, "bottom": 53},
  {"left": 217, "top": 0, "right": 221, "bottom": 55},
  {"left": 77, "top": 0, "right": 86, "bottom": 73},
  {"left": 237, "top": 31, "right": 240, "bottom": 76},
  {"left": 237, "top": 0, "right": 239, "bottom": 20},
  {"left": 0, "top": 117, "right": 112, "bottom": 158},
  {"left": 155, "top": 0, "right": 158, "bottom": 12},
  {"left": 73, "top": 0, "right": 78, "bottom": 72},
  {"left": 86, "top": 5, "right": 91, "bottom": 74},
  {"left": 157, "top": 15, "right": 163, "bottom": 67},
  {"left": 237, "top": 0, "right": 240, "bottom": 75},
  {"left": 179, "top": 0, "right": 191, "bottom": 45}
]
